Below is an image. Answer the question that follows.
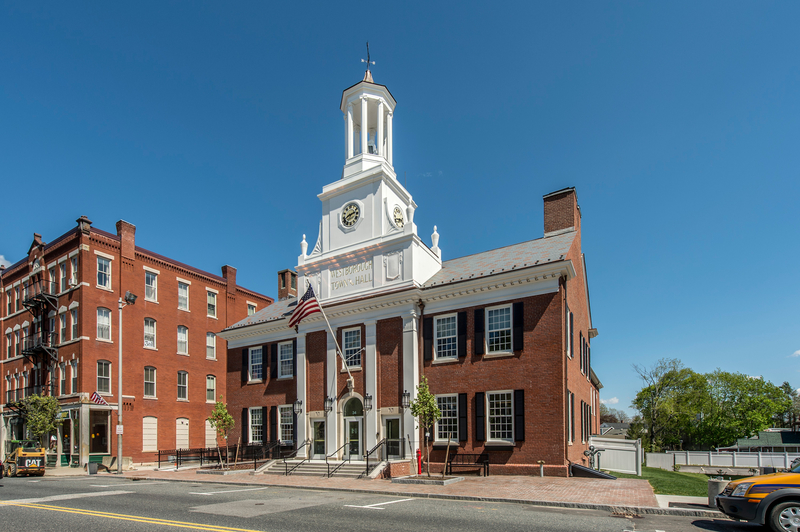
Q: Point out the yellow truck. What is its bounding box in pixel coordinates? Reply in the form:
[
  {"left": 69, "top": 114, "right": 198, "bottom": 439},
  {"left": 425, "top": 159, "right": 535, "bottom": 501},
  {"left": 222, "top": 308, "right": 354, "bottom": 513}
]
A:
[
  {"left": 716, "top": 464, "right": 800, "bottom": 532},
  {"left": 3, "top": 440, "right": 46, "bottom": 477}
]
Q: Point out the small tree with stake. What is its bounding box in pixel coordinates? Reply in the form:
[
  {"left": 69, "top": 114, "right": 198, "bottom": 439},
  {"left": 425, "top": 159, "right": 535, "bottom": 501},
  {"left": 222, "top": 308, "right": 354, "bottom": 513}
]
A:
[
  {"left": 410, "top": 375, "right": 441, "bottom": 477},
  {"left": 207, "top": 395, "right": 235, "bottom": 469}
]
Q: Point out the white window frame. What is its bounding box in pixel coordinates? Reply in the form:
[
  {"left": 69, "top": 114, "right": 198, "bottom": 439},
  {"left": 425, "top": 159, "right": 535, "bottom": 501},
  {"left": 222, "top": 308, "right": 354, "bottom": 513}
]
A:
[
  {"left": 177, "top": 325, "right": 188, "bottom": 355},
  {"left": 249, "top": 407, "right": 263, "bottom": 444},
  {"left": 71, "top": 360, "right": 78, "bottom": 393},
  {"left": 343, "top": 328, "right": 361, "bottom": 368},
  {"left": 248, "top": 347, "right": 263, "bottom": 381},
  {"left": 278, "top": 341, "right": 293, "bottom": 379},
  {"left": 97, "top": 307, "right": 111, "bottom": 341},
  {"left": 279, "top": 405, "right": 293, "bottom": 444},
  {"left": 247, "top": 303, "right": 256, "bottom": 316},
  {"left": 145, "top": 271, "right": 158, "bottom": 302},
  {"left": 566, "top": 305, "right": 573, "bottom": 359},
  {"left": 177, "top": 371, "right": 188, "bottom": 401},
  {"left": 434, "top": 314, "right": 458, "bottom": 360},
  {"left": 60, "top": 262, "right": 68, "bottom": 293},
  {"left": 70, "top": 256, "right": 79, "bottom": 285},
  {"left": 97, "top": 257, "right": 111, "bottom": 289},
  {"left": 178, "top": 282, "right": 189, "bottom": 311},
  {"left": 59, "top": 363, "right": 66, "bottom": 396},
  {"left": 97, "top": 360, "right": 111, "bottom": 394},
  {"left": 144, "top": 318, "right": 157, "bottom": 349},
  {"left": 6, "top": 333, "right": 11, "bottom": 359},
  {"left": 71, "top": 309, "right": 78, "bottom": 339},
  {"left": 49, "top": 266, "right": 57, "bottom": 294},
  {"left": 206, "top": 290, "right": 217, "bottom": 318},
  {"left": 206, "top": 375, "right": 216, "bottom": 403},
  {"left": 435, "top": 394, "right": 458, "bottom": 443},
  {"left": 144, "top": 366, "right": 156, "bottom": 398},
  {"left": 59, "top": 314, "right": 67, "bottom": 344},
  {"left": 486, "top": 390, "right": 514, "bottom": 443},
  {"left": 485, "top": 304, "right": 513, "bottom": 355},
  {"left": 206, "top": 333, "right": 216, "bottom": 360}
]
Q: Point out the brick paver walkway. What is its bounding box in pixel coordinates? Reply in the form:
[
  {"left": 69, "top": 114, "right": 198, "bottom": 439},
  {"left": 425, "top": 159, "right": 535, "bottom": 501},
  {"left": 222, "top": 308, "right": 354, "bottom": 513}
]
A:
[{"left": 120, "top": 468, "right": 659, "bottom": 509}]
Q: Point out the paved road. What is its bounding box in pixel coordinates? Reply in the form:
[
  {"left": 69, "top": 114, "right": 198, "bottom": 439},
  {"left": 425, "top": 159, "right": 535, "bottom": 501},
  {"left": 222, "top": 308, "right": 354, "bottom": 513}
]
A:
[{"left": 0, "top": 475, "right": 759, "bottom": 532}]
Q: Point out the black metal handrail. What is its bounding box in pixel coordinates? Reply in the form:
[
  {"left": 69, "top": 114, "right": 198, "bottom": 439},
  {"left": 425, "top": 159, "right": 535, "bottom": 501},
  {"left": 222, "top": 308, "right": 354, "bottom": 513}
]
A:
[
  {"left": 283, "top": 439, "right": 311, "bottom": 475},
  {"left": 22, "top": 279, "right": 60, "bottom": 302},
  {"left": 326, "top": 441, "right": 352, "bottom": 478},
  {"left": 5, "top": 385, "right": 44, "bottom": 404},
  {"left": 365, "top": 438, "right": 386, "bottom": 476},
  {"left": 249, "top": 440, "right": 280, "bottom": 470},
  {"left": 22, "top": 332, "right": 58, "bottom": 351}
]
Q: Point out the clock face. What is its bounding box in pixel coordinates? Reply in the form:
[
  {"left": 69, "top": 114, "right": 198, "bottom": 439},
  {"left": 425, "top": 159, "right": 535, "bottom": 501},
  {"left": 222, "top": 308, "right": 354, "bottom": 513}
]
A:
[
  {"left": 341, "top": 203, "right": 360, "bottom": 227},
  {"left": 393, "top": 206, "right": 404, "bottom": 228}
]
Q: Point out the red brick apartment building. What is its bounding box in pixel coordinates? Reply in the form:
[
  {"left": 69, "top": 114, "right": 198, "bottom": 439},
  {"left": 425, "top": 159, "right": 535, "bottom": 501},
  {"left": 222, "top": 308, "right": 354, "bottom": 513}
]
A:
[
  {"left": 0, "top": 216, "right": 271, "bottom": 466},
  {"left": 217, "top": 72, "right": 602, "bottom": 477}
]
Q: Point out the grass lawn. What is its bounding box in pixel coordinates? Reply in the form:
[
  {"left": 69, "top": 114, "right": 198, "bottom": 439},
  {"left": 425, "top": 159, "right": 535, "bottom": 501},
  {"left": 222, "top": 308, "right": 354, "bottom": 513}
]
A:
[{"left": 610, "top": 467, "right": 737, "bottom": 497}]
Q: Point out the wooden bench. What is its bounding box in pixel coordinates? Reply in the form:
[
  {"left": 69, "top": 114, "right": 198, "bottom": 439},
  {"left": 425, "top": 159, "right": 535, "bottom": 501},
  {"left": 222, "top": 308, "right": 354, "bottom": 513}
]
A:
[{"left": 446, "top": 453, "right": 489, "bottom": 476}]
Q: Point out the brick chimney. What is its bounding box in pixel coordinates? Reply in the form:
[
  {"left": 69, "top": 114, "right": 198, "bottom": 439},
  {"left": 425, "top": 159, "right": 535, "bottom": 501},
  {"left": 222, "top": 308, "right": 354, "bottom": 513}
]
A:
[
  {"left": 115, "top": 220, "right": 136, "bottom": 260},
  {"left": 277, "top": 269, "right": 298, "bottom": 300},
  {"left": 543, "top": 187, "right": 580, "bottom": 235},
  {"left": 221, "top": 265, "right": 237, "bottom": 295}
]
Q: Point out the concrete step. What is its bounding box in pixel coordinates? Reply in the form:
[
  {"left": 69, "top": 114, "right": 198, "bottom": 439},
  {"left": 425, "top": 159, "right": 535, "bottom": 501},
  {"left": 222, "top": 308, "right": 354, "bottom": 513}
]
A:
[{"left": 262, "top": 461, "right": 373, "bottom": 478}]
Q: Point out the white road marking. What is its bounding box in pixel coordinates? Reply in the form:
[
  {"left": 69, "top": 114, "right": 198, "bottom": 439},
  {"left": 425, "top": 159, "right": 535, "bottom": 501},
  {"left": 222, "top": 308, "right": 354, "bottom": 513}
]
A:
[
  {"left": 5, "top": 490, "right": 134, "bottom": 504},
  {"left": 345, "top": 498, "right": 414, "bottom": 510},
  {"left": 189, "top": 487, "right": 269, "bottom": 496}
]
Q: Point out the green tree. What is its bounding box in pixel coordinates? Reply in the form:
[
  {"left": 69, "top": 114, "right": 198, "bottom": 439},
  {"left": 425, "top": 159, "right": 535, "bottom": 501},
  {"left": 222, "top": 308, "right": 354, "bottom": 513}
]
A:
[
  {"left": 410, "top": 375, "right": 440, "bottom": 477},
  {"left": 20, "top": 394, "right": 61, "bottom": 446},
  {"left": 207, "top": 395, "right": 235, "bottom": 468}
]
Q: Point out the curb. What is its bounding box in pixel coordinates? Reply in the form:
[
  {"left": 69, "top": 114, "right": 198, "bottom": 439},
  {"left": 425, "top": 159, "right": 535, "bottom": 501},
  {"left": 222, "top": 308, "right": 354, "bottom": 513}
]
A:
[{"left": 122, "top": 473, "right": 726, "bottom": 518}]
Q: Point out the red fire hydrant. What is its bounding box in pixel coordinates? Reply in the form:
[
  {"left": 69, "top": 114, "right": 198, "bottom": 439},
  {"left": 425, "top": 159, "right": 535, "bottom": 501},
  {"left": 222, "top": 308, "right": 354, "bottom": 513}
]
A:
[{"left": 416, "top": 448, "right": 422, "bottom": 475}]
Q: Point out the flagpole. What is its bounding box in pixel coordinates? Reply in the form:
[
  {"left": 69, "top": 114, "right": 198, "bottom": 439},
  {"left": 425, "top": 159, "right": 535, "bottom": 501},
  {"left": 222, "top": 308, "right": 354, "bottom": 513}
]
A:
[{"left": 299, "top": 280, "right": 354, "bottom": 383}]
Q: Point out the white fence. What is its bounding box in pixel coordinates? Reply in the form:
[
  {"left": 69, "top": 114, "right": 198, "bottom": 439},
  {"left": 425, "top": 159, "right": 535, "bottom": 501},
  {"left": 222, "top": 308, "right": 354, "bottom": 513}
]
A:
[
  {"left": 589, "top": 436, "right": 642, "bottom": 476},
  {"left": 646, "top": 451, "right": 800, "bottom": 470}
]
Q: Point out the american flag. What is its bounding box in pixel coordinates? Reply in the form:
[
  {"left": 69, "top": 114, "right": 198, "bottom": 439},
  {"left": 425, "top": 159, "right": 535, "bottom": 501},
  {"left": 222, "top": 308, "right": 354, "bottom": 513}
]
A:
[
  {"left": 288, "top": 285, "right": 322, "bottom": 328},
  {"left": 90, "top": 391, "right": 110, "bottom": 406}
]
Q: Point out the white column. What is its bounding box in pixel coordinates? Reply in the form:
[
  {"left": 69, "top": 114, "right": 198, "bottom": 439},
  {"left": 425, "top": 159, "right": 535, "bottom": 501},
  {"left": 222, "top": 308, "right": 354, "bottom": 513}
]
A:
[
  {"left": 326, "top": 332, "right": 339, "bottom": 456},
  {"left": 79, "top": 402, "right": 90, "bottom": 466},
  {"left": 296, "top": 332, "right": 308, "bottom": 458},
  {"left": 346, "top": 103, "right": 354, "bottom": 159},
  {"left": 387, "top": 111, "right": 393, "bottom": 166},
  {"left": 402, "top": 310, "right": 420, "bottom": 456},
  {"left": 365, "top": 321, "right": 378, "bottom": 453},
  {"left": 360, "top": 96, "right": 368, "bottom": 156},
  {"left": 377, "top": 101, "right": 384, "bottom": 157}
]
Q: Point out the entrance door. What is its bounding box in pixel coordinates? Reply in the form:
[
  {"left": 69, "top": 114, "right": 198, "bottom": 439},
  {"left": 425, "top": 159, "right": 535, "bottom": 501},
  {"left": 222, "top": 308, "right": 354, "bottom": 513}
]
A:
[
  {"left": 385, "top": 418, "right": 401, "bottom": 458},
  {"left": 312, "top": 420, "right": 325, "bottom": 458},
  {"left": 345, "top": 418, "right": 361, "bottom": 458}
]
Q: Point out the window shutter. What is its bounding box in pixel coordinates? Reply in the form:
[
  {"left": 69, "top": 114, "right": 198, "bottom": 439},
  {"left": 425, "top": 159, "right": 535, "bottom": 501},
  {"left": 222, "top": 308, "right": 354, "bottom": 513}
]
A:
[
  {"left": 422, "top": 317, "right": 433, "bottom": 361},
  {"left": 458, "top": 393, "right": 467, "bottom": 441},
  {"left": 457, "top": 312, "right": 467, "bottom": 358},
  {"left": 262, "top": 408, "right": 269, "bottom": 444},
  {"left": 475, "top": 392, "right": 485, "bottom": 441},
  {"left": 241, "top": 349, "right": 248, "bottom": 383},
  {"left": 292, "top": 339, "right": 297, "bottom": 378},
  {"left": 474, "top": 309, "right": 485, "bottom": 355},
  {"left": 579, "top": 334, "right": 584, "bottom": 372},
  {"left": 512, "top": 302, "right": 524, "bottom": 351},
  {"left": 270, "top": 406, "right": 278, "bottom": 442},
  {"left": 588, "top": 344, "right": 591, "bottom": 373},
  {"left": 514, "top": 389, "right": 525, "bottom": 442},
  {"left": 570, "top": 392, "right": 575, "bottom": 443},
  {"left": 241, "top": 408, "right": 249, "bottom": 443},
  {"left": 270, "top": 344, "right": 278, "bottom": 379}
]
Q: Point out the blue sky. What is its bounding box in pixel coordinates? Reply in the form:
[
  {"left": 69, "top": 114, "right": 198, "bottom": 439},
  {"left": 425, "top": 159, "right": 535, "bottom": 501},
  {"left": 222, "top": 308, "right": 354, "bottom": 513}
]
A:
[{"left": 2, "top": 2, "right": 798, "bottom": 415}]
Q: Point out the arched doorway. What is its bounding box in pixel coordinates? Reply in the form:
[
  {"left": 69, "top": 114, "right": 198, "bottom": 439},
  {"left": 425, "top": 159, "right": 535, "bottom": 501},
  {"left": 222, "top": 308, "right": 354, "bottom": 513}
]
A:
[{"left": 343, "top": 397, "right": 363, "bottom": 459}]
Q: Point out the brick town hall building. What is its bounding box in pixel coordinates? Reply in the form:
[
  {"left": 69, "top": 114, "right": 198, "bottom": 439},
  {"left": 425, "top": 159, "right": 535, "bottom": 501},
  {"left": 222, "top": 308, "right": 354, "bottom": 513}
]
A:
[{"left": 219, "top": 71, "right": 602, "bottom": 476}]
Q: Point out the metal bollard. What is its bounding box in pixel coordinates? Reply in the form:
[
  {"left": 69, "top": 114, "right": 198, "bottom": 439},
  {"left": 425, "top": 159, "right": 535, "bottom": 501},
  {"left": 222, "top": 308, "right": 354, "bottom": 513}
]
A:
[{"left": 538, "top": 460, "right": 545, "bottom": 477}]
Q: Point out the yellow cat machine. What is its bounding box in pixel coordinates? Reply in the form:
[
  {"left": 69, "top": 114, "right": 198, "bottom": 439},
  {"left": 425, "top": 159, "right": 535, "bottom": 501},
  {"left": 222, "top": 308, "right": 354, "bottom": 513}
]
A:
[{"left": 3, "top": 440, "right": 46, "bottom": 477}]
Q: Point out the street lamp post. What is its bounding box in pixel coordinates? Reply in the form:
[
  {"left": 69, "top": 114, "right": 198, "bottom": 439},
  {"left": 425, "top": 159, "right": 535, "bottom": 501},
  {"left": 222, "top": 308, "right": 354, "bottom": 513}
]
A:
[{"left": 117, "top": 291, "right": 136, "bottom": 474}]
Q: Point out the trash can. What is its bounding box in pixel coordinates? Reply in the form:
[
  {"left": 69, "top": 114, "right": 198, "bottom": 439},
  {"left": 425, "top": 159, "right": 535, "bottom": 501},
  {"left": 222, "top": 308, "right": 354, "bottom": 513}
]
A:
[
  {"left": 88, "top": 462, "right": 98, "bottom": 475},
  {"left": 708, "top": 477, "right": 728, "bottom": 508}
]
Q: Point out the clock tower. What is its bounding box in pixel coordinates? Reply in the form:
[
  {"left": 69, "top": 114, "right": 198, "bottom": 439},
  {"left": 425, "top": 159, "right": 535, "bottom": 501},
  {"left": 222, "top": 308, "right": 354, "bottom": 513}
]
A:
[{"left": 296, "top": 70, "right": 442, "bottom": 302}]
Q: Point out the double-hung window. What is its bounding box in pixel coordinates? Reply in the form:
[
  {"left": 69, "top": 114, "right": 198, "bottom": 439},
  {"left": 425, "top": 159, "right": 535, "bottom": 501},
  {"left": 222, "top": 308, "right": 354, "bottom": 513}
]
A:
[
  {"left": 177, "top": 326, "right": 188, "bottom": 354},
  {"left": 71, "top": 309, "right": 78, "bottom": 339},
  {"left": 434, "top": 315, "right": 457, "bottom": 360},
  {"left": 97, "top": 308, "right": 111, "bottom": 340},
  {"left": 6, "top": 290, "right": 12, "bottom": 315},
  {"left": 487, "top": 391, "right": 513, "bottom": 443},
  {"left": 206, "top": 333, "right": 216, "bottom": 359},
  {"left": 97, "top": 257, "right": 111, "bottom": 289},
  {"left": 247, "top": 303, "right": 256, "bottom": 316},
  {"left": 97, "top": 361, "right": 111, "bottom": 394},
  {"left": 279, "top": 405, "right": 293, "bottom": 444},
  {"left": 278, "top": 341, "right": 293, "bottom": 378},
  {"left": 60, "top": 263, "right": 67, "bottom": 292},
  {"left": 49, "top": 266, "right": 57, "bottom": 294},
  {"left": 145, "top": 271, "right": 157, "bottom": 302},
  {"left": 249, "top": 347, "right": 263, "bottom": 381},
  {"left": 177, "top": 371, "right": 188, "bottom": 400},
  {"left": 486, "top": 306, "right": 512, "bottom": 354},
  {"left": 59, "top": 363, "right": 66, "bottom": 395},
  {"left": 71, "top": 360, "right": 78, "bottom": 393},
  {"left": 206, "top": 375, "right": 216, "bottom": 402},
  {"left": 6, "top": 333, "right": 12, "bottom": 359},
  {"left": 70, "top": 256, "right": 78, "bottom": 285},
  {"left": 15, "top": 286, "right": 20, "bottom": 312},
  {"left": 59, "top": 314, "right": 67, "bottom": 344},
  {"left": 436, "top": 394, "right": 458, "bottom": 442},
  {"left": 343, "top": 328, "right": 361, "bottom": 368},
  {"left": 144, "top": 318, "right": 156, "bottom": 348},
  {"left": 207, "top": 291, "right": 217, "bottom": 318},
  {"left": 144, "top": 367, "right": 156, "bottom": 398},
  {"left": 15, "top": 331, "right": 20, "bottom": 357},
  {"left": 178, "top": 282, "right": 189, "bottom": 310},
  {"left": 249, "top": 407, "right": 263, "bottom": 444}
]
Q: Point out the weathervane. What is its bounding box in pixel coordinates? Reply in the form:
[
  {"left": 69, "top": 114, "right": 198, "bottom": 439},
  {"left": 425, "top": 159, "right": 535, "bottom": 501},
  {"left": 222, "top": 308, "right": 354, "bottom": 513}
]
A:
[{"left": 361, "top": 41, "right": 375, "bottom": 74}]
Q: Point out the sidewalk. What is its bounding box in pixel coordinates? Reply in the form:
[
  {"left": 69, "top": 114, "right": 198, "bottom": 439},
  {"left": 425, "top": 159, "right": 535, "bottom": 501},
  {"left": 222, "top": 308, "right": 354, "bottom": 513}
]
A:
[{"left": 114, "top": 467, "right": 723, "bottom": 517}]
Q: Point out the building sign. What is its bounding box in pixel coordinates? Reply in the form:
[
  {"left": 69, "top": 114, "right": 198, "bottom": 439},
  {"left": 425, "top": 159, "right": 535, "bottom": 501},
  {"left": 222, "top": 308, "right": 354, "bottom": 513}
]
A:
[{"left": 329, "top": 259, "right": 373, "bottom": 294}]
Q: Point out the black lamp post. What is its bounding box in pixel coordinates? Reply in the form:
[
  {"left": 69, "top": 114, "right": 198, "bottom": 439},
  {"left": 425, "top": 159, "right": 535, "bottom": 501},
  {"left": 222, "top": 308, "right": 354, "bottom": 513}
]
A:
[{"left": 293, "top": 399, "right": 303, "bottom": 415}]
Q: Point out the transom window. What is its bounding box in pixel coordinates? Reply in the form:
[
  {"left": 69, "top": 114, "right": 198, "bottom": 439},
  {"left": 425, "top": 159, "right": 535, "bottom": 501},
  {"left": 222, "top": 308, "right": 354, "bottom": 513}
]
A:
[
  {"left": 249, "top": 347, "right": 263, "bottom": 381},
  {"left": 177, "top": 326, "right": 188, "bottom": 354},
  {"left": 486, "top": 306, "right": 512, "bottom": 353},
  {"left": 250, "top": 407, "right": 263, "bottom": 444},
  {"left": 178, "top": 282, "right": 189, "bottom": 310},
  {"left": 145, "top": 271, "right": 157, "bottom": 301},
  {"left": 177, "top": 371, "right": 188, "bottom": 400},
  {"left": 97, "top": 257, "right": 111, "bottom": 289},
  {"left": 144, "top": 367, "right": 156, "bottom": 398},
  {"left": 436, "top": 394, "right": 458, "bottom": 441},
  {"left": 206, "top": 333, "right": 216, "bottom": 359},
  {"left": 278, "top": 342, "right": 293, "bottom": 378},
  {"left": 434, "top": 315, "right": 457, "bottom": 359},
  {"left": 97, "top": 307, "right": 111, "bottom": 340},
  {"left": 206, "top": 375, "right": 216, "bottom": 402},
  {"left": 97, "top": 360, "right": 111, "bottom": 394},
  {"left": 343, "top": 328, "right": 361, "bottom": 368},
  {"left": 144, "top": 318, "right": 156, "bottom": 348},
  {"left": 279, "top": 405, "right": 293, "bottom": 444},
  {"left": 487, "top": 391, "right": 513, "bottom": 442},
  {"left": 207, "top": 291, "right": 217, "bottom": 318}
]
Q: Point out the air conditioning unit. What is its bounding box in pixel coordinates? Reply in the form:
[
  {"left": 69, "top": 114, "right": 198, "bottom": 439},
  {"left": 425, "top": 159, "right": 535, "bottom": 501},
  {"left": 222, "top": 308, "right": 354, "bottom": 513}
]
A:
[{"left": 69, "top": 279, "right": 78, "bottom": 288}]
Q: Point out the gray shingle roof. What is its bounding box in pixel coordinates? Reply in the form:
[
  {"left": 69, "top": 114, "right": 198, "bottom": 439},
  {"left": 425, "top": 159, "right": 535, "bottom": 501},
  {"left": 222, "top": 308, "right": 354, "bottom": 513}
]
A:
[{"left": 730, "top": 431, "right": 800, "bottom": 449}]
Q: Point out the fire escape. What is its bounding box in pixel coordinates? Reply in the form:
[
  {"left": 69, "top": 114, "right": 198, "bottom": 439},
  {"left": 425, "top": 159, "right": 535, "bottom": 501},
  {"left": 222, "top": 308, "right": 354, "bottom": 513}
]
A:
[{"left": 5, "top": 276, "right": 59, "bottom": 417}]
